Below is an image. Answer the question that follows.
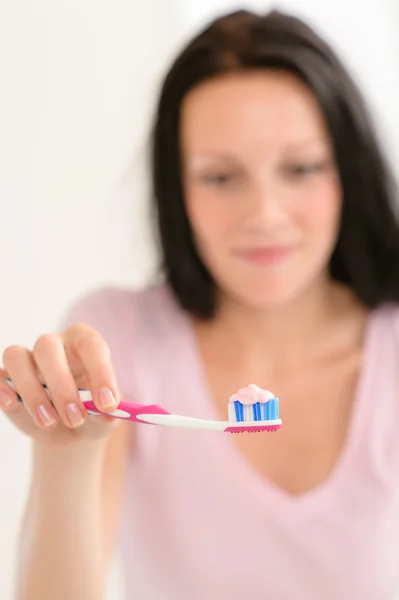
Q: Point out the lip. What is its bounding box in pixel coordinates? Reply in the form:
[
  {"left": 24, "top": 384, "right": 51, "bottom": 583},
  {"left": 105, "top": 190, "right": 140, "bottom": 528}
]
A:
[{"left": 233, "top": 245, "right": 297, "bottom": 265}]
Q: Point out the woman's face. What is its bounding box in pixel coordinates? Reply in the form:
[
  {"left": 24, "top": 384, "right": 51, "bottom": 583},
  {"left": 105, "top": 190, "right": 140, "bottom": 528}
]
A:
[{"left": 180, "top": 70, "right": 342, "bottom": 309}]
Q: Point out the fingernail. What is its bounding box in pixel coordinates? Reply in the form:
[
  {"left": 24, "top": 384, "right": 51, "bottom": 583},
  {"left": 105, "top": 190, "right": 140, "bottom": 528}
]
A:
[
  {"left": 0, "top": 390, "right": 14, "bottom": 409},
  {"left": 99, "top": 387, "right": 117, "bottom": 410},
  {"left": 37, "top": 404, "right": 57, "bottom": 428},
  {"left": 65, "top": 403, "right": 85, "bottom": 427}
]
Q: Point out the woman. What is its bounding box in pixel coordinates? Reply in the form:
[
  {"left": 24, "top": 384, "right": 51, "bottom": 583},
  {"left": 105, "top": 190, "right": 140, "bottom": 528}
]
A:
[{"left": 2, "top": 8, "right": 399, "bottom": 600}]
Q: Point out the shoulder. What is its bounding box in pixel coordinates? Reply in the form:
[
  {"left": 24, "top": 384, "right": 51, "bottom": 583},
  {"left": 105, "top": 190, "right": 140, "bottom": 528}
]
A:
[
  {"left": 372, "top": 301, "right": 399, "bottom": 334},
  {"left": 59, "top": 280, "right": 182, "bottom": 336},
  {"left": 361, "top": 302, "right": 399, "bottom": 360},
  {"left": 362, "top": 302, "right": 399, "bottom": 482},
  {"left": 387, "top": 301, "right": 399, "bottom": 325}
]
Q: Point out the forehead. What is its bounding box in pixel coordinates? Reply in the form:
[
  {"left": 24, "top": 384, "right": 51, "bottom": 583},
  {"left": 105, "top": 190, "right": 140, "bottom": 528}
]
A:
[{"left": 180, "top": 70, "right": 330, "bottom": 155}]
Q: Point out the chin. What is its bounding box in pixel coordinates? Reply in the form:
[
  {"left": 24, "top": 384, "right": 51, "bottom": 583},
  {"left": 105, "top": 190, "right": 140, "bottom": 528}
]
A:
[
  {"left": 228, "top": 280, "right": 304, "bottom": 310},
  {"left": 215, "top": 254, "right": 329, "bottom": 310}
]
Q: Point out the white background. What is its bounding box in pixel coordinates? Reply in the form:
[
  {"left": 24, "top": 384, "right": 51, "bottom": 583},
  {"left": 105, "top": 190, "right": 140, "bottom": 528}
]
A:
[{"left": 1, "top": 0, "right": 399, "bottom": 598}]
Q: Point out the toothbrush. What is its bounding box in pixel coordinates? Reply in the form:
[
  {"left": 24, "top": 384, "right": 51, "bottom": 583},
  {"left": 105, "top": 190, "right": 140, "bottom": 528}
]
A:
[{"left": 4, "top": 379, "right": 282, "bottom": 433}]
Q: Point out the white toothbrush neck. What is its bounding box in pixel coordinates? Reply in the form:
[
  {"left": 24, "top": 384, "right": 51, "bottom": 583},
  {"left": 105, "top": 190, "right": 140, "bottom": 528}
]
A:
[{"left": 136, "top": 413, "right": 227, "bottom": 431}]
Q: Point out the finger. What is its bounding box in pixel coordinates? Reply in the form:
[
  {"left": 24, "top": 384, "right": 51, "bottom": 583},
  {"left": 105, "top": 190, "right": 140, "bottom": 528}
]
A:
[
  {"left": 33, "top": 334, "right": 87, "bottom": 429},
  {"left": 66, "top": 326, "right": 120, "bottom": 412},
  {"left": 2, "top": 345, "right": 59, "bottom": 429},
  {"left": 0, "top": 366, "right": 19, "bottom": 410}
]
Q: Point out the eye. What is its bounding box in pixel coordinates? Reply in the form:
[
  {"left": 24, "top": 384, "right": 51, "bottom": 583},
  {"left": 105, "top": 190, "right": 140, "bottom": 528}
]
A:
[
  {"left": 284, "top": 162, "right": 328, "bottom": 179},
  {"left": 202, "top": 172, "right": 237, "bottom": 186}
]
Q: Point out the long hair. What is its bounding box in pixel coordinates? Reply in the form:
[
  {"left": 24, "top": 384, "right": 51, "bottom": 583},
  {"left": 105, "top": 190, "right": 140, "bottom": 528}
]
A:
[{"left": 151, "top": 9, "right": 399, "bottom": 318}]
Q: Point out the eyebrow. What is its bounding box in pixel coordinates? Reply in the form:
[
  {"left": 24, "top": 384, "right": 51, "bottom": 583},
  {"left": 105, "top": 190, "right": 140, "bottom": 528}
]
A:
[
  {"left": 185, "top": 154, "right": 239, "bottom": 167},
  {"left": 184, "top": 137, "right": 330, "bottom": 167},
  {"left": 284, "top": 138, "right": 328, "bottom": 151}
]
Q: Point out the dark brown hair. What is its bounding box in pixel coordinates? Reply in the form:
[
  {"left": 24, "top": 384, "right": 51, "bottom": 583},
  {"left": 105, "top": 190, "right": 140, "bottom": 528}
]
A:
[{"left": 151, "top": 9, "right": 399, "bottom": 318}]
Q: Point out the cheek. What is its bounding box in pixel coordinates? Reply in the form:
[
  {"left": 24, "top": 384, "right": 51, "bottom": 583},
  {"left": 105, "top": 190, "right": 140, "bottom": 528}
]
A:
[
  {"left": 185, "top": 192, "right": 237, "bottom": 244},
  {"left": 299, "top": 181, "right": 341, "bottom": 242}
]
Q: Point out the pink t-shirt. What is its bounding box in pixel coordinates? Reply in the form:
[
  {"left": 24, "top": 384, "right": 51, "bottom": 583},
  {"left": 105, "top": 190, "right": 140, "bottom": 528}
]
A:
[{"left": 63, "top": 283, "right": 399, "bottom": 600}]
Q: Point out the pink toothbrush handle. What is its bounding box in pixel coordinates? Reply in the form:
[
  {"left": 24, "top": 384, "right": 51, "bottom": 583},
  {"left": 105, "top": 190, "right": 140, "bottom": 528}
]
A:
[
  {"left": 7, "top": 377, "right": 171, "bottom": 424},
  {"left": 82, "top": 399, "right": 171, "bottom": 423}
]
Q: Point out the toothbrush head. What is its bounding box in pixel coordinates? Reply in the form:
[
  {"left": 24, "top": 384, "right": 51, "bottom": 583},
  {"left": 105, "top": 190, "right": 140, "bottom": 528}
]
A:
[{"left": 227, "top": 384, "right": 282, "bottom": 433}]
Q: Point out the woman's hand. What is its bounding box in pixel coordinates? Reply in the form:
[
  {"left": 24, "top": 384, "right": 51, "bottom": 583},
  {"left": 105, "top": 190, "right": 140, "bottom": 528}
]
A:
[{"left": 0, "top": 323, "right": 122, "bottom": 445}]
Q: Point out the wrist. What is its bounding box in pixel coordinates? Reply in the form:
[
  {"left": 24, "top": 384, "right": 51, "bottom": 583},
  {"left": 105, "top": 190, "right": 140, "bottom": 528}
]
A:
[
  {"left": 33, "top": 434, "right": 107, "bottom": 459},
  {"left": 32, "top": 438, "right": 106, "bottom": 482}
]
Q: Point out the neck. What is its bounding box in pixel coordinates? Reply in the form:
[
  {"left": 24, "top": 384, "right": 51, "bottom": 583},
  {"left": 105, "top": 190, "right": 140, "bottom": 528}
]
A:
[{"left": 210, "top": 276, "right": 356, "bottom": 369}]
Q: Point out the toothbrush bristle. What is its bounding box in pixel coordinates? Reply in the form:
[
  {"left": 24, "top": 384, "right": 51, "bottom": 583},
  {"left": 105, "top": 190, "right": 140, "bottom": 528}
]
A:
[{"left": 229, "top": 398, "right": 280, "bottom": 423}]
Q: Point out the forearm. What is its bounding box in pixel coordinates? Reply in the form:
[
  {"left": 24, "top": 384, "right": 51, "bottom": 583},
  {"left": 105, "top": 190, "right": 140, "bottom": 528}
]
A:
[{"left": 16, "top": 441, "right": 108, "bottom": 600}]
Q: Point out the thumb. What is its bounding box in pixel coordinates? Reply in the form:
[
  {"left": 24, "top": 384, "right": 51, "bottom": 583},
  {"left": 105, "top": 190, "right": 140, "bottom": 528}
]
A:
[{"left": 0, "top": 367, "right": 9, "bottom": 380}]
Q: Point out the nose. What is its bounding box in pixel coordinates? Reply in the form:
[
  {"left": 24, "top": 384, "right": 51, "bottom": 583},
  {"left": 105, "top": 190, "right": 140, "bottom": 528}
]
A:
[{"left": 242, "top": 183, "right": 286, "bottom": 232}]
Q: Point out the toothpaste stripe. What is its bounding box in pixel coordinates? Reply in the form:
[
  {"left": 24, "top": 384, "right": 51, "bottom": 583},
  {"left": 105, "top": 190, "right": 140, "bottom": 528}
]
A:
[{"left": 234, "top": 401, "right": 241, "bottom": 422}]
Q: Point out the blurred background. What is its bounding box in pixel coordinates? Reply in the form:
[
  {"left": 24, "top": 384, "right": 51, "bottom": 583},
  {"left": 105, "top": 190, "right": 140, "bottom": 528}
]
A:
[{"left": 1, "top": 0, "right": 399, "bottom": 597}]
